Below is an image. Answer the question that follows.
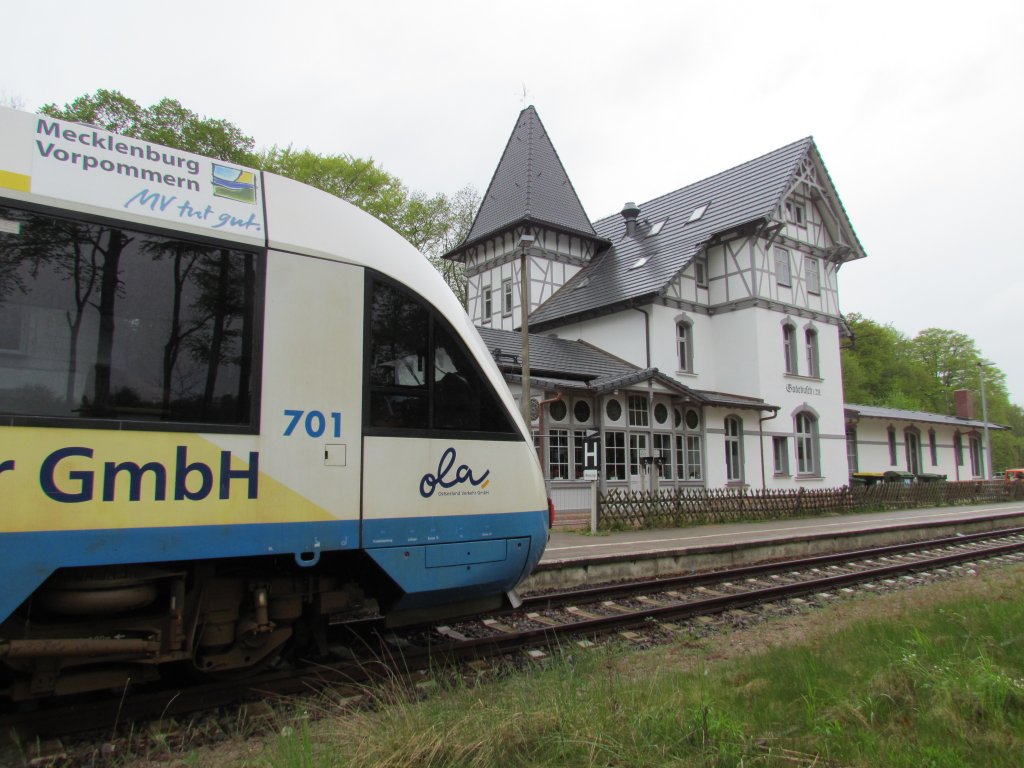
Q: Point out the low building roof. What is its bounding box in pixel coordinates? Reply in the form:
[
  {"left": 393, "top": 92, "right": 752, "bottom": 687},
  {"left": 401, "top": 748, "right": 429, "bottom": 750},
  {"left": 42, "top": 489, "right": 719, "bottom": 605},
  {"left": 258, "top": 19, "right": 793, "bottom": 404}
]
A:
[{"left": 845, "top": 403, "right": 1009, "bottom": 431}]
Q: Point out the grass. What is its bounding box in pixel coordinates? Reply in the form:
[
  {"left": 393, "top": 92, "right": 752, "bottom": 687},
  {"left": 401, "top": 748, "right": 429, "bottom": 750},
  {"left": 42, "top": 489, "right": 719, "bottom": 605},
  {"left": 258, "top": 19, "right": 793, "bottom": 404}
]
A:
[{"left": 177, "top": 565, "right": 1024, "bottom": 768}]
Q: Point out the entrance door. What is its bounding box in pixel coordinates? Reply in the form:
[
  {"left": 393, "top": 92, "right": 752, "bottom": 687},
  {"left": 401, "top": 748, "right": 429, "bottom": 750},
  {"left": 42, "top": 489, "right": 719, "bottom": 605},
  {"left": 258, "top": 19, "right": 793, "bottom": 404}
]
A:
[{"left": 629, "top": 433, "right": 648, "bottom": 491}]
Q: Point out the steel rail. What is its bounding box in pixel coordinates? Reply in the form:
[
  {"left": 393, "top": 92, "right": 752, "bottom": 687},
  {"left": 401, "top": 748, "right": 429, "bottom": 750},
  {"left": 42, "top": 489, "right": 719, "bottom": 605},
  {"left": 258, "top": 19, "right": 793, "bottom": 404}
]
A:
[
  {"left": 5, "top": 529, "right": 1023, "bottom": 742},
  {"left": 522, "top": 525, "right": 1024, "bottom": 610}
]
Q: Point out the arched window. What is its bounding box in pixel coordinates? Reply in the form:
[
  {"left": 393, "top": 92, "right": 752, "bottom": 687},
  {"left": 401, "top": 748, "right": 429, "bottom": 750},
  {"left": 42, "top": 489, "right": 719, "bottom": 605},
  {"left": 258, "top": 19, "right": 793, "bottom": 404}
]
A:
[
  {"left": 676, "top": 318, "right": 693, "bottom": 372},
  {"left": 782, "top": 322, "right": 797, "bottom": 374},
  {"left": 724, "top": 415, "right": 743, "bottom": 482},
  {"left": 904, "top": 427, "right": 921, "bottom": 475},
  {"left": 795, "top": 411, "right": 819, "bottom": 476},
  {"left": 804, "top": 327, "right": 819, "bottom": 378},
  {"left": 969, "top": 433, "right": 983, "bottom": 477}
]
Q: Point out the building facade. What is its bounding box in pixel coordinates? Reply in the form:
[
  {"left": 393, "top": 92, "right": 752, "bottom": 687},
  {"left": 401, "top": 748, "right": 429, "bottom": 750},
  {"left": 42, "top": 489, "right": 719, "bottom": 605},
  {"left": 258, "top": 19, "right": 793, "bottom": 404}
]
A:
[{"left": 446, "top": 107, "right": 997, "bottom": 520}]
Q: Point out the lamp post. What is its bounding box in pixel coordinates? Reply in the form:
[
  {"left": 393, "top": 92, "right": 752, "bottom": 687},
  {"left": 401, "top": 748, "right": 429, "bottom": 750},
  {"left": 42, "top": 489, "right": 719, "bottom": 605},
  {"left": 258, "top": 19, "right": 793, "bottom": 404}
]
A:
[
  {"left": 518, "top": 234, "right": 535, "bottom": 428},
  {"left": 978, "top": 359, "right": 994, "bottom": 480}
]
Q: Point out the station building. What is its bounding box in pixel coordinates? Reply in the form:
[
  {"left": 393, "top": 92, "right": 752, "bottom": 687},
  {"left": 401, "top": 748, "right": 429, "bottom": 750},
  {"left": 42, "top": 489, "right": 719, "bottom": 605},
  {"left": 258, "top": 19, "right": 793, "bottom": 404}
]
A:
[
  {"left": 845, "top": 402, "right": 1004, "bottom": 483},
  {"left": 444, "top": 107, "right": 998, "bottom": 519}
]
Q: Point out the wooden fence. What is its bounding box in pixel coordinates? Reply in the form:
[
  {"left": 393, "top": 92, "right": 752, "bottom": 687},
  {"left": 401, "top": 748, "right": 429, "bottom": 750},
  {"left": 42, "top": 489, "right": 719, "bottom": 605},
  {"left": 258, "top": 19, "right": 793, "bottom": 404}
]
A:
[{"left": 597, "top": 480, "right": 1024, "bottom": 531}]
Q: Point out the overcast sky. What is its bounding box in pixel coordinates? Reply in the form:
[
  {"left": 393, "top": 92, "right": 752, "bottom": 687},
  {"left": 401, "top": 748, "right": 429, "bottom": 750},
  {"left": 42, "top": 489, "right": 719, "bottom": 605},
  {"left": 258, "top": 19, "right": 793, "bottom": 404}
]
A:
[{"left": 4, "top": 1, "right": 1022, "bottom": 405}]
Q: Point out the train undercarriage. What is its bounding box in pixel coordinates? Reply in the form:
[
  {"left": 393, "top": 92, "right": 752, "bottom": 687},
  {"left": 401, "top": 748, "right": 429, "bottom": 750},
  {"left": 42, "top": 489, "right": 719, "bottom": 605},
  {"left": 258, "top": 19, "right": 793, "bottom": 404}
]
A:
[{"left": 0, "top": 554, "right": 380, "bottom": 703}]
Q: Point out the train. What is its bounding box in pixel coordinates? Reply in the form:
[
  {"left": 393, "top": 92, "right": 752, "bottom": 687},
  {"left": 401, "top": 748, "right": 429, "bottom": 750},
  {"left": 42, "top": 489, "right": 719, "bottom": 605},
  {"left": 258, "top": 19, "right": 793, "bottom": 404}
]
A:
[{"left": 0, "top": 106, "right": 549, "bottom": 702}]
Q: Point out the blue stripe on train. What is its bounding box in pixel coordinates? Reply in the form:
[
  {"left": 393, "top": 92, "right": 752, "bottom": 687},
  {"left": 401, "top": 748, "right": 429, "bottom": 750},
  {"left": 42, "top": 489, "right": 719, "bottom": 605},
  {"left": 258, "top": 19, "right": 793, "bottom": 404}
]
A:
[{"left": 0, "top": 511, "right": 548, "bottom": 623}]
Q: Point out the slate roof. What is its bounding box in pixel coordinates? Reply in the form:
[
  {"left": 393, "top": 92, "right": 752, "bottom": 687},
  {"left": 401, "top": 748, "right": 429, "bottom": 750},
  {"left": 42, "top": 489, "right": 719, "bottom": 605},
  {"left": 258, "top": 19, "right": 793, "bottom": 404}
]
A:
[
  {"left": 845, "top": 404, "right": 1008, "bottom": 431},
  {"left": 451, "top": 106, "right": 601, "bottom": 254},
  {"left": 476, "top": 326, "right": 777, "bottom": 411},
  {"left": 528, "top": 137, "right": 824, "bottom": 328},
  {"left": 476, "top": 326, "right": 632, "bottom": 381}
]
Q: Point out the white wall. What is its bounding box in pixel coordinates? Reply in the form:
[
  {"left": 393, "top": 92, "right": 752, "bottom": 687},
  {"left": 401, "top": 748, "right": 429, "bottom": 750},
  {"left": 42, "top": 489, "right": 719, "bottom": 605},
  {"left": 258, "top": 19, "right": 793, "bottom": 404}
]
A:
[{"left": 851, "top": 418, "right": 987, "bottom": 481}]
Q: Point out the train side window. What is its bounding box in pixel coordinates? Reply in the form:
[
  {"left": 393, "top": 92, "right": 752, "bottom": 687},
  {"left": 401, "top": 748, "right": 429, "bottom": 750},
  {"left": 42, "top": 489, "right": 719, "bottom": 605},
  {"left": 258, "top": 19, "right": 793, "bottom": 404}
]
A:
[
  {"left": 366, "top": 276, "right": 515, "bottom": 436},
  {"left": 0, "top": 203, "right": 259, "bottom": 430}
]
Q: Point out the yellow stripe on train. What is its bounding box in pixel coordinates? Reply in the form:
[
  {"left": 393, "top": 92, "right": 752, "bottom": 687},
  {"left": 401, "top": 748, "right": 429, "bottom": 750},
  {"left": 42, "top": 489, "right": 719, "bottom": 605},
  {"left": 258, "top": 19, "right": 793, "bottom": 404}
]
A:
[{"left": 0, "top": 428, "right": 334, "bottom": 533}]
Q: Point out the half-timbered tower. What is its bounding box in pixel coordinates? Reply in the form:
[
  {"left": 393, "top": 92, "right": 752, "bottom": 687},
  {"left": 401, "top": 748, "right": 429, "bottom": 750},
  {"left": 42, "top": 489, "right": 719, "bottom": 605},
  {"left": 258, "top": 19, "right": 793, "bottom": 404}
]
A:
[{"left": 447, "top": 106, "right": 608, "bottom": 331}]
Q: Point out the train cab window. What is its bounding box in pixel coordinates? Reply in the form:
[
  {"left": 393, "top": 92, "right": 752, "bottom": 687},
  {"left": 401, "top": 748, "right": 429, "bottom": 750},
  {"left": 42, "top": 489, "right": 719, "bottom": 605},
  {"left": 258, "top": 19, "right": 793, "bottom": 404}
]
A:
[
  {"left": 366, "top": 276, "right": 516, "bottom": 436},
  {"left": 367, "top": 281, "right": 430, "bottom": 428},
  {"left": 0, "top": 203, "right": 259, "bottom": 430}
]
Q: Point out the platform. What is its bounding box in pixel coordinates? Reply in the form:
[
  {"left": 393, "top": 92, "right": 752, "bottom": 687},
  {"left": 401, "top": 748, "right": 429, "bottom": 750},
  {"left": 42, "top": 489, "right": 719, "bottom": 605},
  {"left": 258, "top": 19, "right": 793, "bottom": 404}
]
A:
[{"left": 521, "top": 501, "right": 1024, "bottom": 593}]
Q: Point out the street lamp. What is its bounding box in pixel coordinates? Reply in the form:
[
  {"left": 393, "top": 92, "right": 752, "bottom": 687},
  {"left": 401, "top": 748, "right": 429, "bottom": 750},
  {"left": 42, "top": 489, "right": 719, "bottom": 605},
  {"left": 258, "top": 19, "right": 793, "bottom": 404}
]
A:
[
  {"left": 978, "top": 359, "right": 994, "bottom": 480},
  {"left": 518, "top": 234, "right": 535, "bottom": 428}
]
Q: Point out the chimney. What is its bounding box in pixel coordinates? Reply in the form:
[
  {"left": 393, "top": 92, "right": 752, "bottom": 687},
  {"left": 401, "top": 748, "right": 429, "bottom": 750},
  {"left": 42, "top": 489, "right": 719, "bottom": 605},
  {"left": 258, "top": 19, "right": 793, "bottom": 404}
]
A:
[
  {"left": 621, "top": 201, "right": 641, "bottom": 236},
  {"left": 954, "top": 389, "right": 974, "bottom": 420}
]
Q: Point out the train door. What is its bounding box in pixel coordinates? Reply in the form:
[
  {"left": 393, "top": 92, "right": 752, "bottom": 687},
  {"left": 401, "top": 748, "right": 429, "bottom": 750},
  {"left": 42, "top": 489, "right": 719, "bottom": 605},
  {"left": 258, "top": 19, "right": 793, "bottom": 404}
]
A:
[{"left": 358, "top": 272, "right": 523, "bottom": 548}]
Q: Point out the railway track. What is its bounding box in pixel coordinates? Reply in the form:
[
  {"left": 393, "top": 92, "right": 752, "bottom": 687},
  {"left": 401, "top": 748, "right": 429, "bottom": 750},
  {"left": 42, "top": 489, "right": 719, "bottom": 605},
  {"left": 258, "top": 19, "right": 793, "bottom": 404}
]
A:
[{"left": 5, "top": 525, "right": 1024, "bottom": 764}]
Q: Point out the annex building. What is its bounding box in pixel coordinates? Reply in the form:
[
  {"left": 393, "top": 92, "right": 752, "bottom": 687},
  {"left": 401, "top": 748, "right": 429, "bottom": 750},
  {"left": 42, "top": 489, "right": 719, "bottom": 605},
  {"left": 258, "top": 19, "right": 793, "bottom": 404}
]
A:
[{"left": 445, "top": 107, "right": 997, "bottom": 521}]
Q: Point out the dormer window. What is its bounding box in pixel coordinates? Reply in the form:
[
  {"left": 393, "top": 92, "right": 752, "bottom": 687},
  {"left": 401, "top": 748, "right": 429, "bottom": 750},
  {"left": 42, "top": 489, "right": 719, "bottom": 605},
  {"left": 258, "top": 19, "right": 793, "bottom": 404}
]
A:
[
  {"left": 688, "top": 203, "right": 709, "bottom": 223},
  {"left": 630, "top": 256, "right": 651, "bottom": 270}
]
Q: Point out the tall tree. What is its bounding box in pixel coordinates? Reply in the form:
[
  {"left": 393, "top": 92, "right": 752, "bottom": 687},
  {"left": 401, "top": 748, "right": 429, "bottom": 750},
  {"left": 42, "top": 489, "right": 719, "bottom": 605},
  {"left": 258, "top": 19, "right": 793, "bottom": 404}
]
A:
[
  {"left": 842, "top": 315, "right": 1023, "bottom": 471},
  {"left": 259, "top": 145, "right": 477, "bottom": 300},
  {"left": 840, "top": 314, "right": 937, "bottom": 409},
  {"left": 39, "top": 90, "right": 257, "bottom": 165}
]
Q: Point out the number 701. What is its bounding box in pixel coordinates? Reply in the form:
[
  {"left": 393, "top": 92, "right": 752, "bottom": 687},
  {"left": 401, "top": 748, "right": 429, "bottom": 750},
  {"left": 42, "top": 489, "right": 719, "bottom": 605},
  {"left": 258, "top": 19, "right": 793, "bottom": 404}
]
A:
[{"left": 283, "top": 410, "right": 342, "bottom": 438}]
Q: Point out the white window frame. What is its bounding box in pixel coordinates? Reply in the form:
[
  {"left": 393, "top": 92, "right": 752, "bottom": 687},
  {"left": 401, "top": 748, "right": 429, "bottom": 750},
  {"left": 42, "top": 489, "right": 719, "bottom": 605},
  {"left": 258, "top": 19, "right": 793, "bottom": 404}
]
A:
[
  {"left": 783, "top": 322, "right": 798, "bottom": 375},
  {"left": 904, "top": 427, "right": 921, "bottom": 475},
  {"left": 806, "top": 256, "right": 820, "bottom": 294},
  {"left": 773, "top": 436, "right": 790, "bottom": 476},
  {"left": 774, "top": 247, "right": 791, "bottom": 287},
  {"left": 846, "top": 427, "right": 859, "bottom": 473},
  {"left": 605, "top": 430, "right": 626, "bottom": 481},
  {"left": 548, "top": 429, "right": 569, "bottom": 480},
  {"left": 694, "top": 257, "right": 708, "bottom": 288},
  {"left": 629, "top": 432, "right": 648, "bottom": 478},
  {"left": 724, "top": 416, "right": 743, "bottom": 483},
  {"left": 805, "top": 327, "right": 820, "bottom": 378},
  {"left": 686, "top": 435, "right": 703, "bottom": 480},
  {"left": 501, "top": 279, "right": 513, "bottom": 317},
  {"left": 653, "top": 432, "right": 672, "bottom": 480},
  {"left": 481, "top": 286, "right": 493, "bottom": 322},
  {"left": 785, "top": 199, "right": 806, "bottom": 227},
  {"left": 628, "top": 394, "right": 649, "bottom": 427},
  {"left": 676, "top": 318, "right": 693, "bottom": 373},
  {"left": 795, "top": 412, "right": 819, "bottom": 476}
]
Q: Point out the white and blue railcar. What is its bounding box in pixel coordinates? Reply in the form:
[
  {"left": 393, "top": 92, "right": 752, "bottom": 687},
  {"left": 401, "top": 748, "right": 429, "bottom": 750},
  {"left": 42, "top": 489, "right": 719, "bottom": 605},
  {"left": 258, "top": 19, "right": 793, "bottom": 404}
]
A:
[{"left": 0, "top": 107, "right": 548, "bottom": 701}]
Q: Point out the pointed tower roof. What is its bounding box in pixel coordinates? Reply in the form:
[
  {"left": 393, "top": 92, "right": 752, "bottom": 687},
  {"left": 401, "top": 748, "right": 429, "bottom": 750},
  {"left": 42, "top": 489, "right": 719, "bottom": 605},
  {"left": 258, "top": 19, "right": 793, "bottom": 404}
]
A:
[{"left": 448, "top": 106, "right": 601, "bottom": 258}]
